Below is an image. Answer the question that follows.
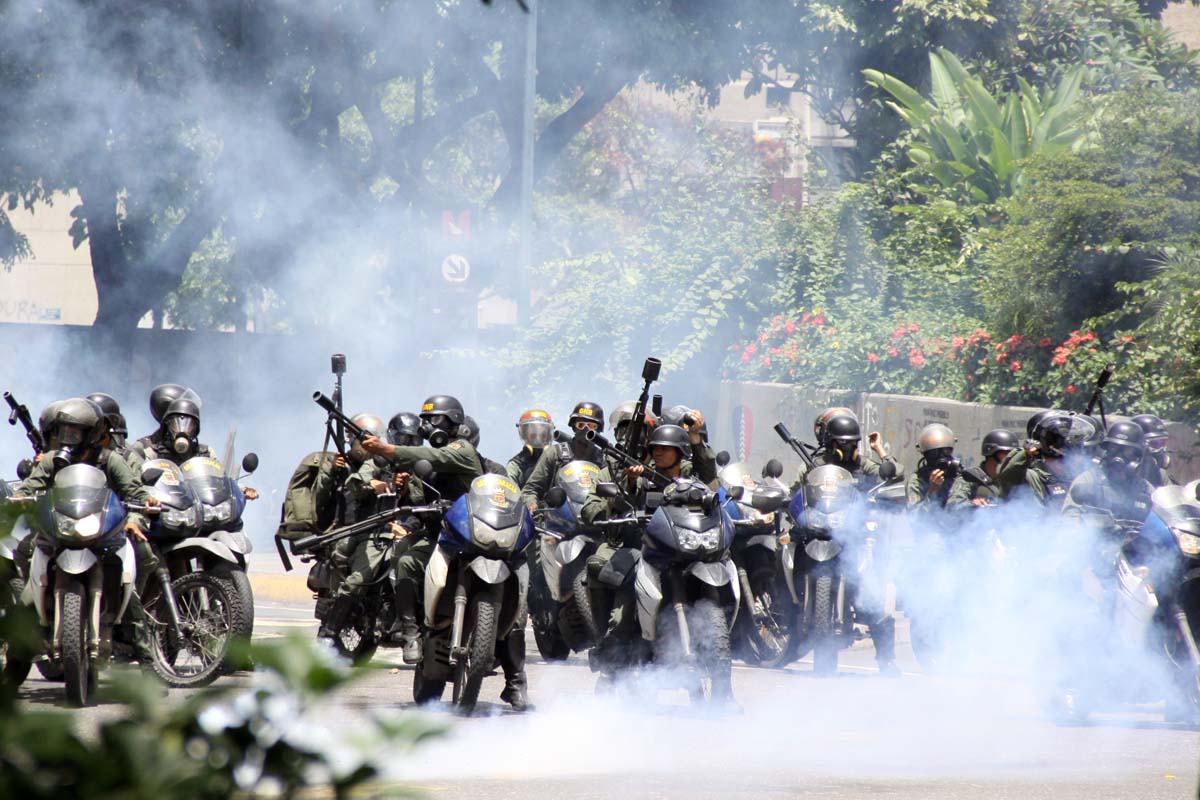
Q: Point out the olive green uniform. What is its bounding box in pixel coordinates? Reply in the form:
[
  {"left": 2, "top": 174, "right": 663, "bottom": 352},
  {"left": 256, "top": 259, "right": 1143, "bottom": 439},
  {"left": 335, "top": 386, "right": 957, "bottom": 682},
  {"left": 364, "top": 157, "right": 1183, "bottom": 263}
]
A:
[
  {"left": 793, "top": 451, "right": 903, "bottom": 492},
  {"left": 946, "top": 466, "right": 1002, "bottom": 510},
  {"left": 996, "top": 449, "right": 1073, "bottom": 510},
  {"left": 506, "top": 447, "right": 543, "bottom": 487},
  {"left": 906, "top": 459, "right": 955, "bottom": 513},
  {"left": 334, "top": 457, "right": 419, "bottom": 600},
  {"left": 1062, "top": 468, "right": 1153, "bottom": 525}
]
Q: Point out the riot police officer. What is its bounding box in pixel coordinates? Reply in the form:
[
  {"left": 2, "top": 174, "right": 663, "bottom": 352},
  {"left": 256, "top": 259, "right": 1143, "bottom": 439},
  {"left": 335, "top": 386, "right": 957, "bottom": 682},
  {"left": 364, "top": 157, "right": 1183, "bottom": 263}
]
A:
[
  {"left": 506, "top": 409, "right": 553, "bottom": 487},
  {"left": 907, "top": 424, "right": 959, "bottom": 511},
  {"left": 998, "top": 412, "right": 1101, "bottom": 510},
  {"left": 1130, "top": 413, "right": 1172, "bottom": 488},
  {"left": 795, "top": 411, "right": 903, "bottom": 489},
  {"left": 1062, "top": 421, "right": 1154, "bottom": 524},
  {"left": 520, "top": 401, "right": 608, "bottom": 510},
  {"left": 947, "top": 428, "right": 1019, "bottom": 509}
]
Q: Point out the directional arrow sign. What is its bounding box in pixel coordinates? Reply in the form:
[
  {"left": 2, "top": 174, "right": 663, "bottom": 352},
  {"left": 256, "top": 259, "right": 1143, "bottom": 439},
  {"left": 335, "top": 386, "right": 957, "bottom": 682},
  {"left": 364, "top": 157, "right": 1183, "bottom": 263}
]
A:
[{"left": 441, "top": 254, "right": 471, "bottom": 283}]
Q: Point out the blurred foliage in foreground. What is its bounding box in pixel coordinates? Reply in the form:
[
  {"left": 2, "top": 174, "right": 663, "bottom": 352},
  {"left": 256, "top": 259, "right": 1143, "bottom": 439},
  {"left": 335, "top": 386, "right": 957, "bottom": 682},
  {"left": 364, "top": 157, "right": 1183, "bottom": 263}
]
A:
[{"left": 0, "top": 604, "right": 443, "bottom": 800}]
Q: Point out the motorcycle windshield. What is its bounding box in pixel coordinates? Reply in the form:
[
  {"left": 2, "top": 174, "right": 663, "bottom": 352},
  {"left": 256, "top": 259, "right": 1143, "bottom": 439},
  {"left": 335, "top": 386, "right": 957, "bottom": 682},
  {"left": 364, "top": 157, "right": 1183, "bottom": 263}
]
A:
[
  {"left": 803, "top": 465, "right": 858, "bottom": 515},
  {"left": 468, "top": 474, "right": 523, "bottom": 531},
  {"left": 181, "top": 456, "right": 232, "bottom": 505},
  {"left": 719, "top": 462, "right": 781, "bottom": 524},
  {"left": 142, "top": 458, "right": 195, "bottom": 510},
  {"left": 50, "top": 464, "right": 110, "bottom": 519},
  {"left": 555, "top": 460, "right": 601, "bottom": 515}
]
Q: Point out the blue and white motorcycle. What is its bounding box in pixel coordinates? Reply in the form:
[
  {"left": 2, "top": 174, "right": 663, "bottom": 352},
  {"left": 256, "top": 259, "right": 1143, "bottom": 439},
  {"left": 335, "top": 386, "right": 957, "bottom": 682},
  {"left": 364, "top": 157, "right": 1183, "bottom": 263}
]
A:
[{"left": 415, "top": 474, "right": 535, "bottom": 712}]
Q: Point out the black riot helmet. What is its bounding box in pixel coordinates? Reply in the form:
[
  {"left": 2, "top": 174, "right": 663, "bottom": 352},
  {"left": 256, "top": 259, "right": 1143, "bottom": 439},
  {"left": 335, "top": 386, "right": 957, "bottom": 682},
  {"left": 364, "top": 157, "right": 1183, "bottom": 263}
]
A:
[
  {"left": 568, "top": 401, "right": 605, "bottom": 433},
  {"left": 821, "top": 413, "right": 862, "bottom": 463},
  {"left": 462, "top": 415, "right": 482, "bottom": 448},
  {"left": 1101, "top": 421, "right": 1146, "bottom": 480},
  {"left": 50, "top": 397, "right": 104, "bottom": 468},
  {"left": 981, "top": 429, "right": 1019, "bottom": 460},
  {"left": 1026, "top": 409, "right": 1062, "bottom": 440},
  {"left": 38, "top": 400, "right": 63, "bottom": 446},
  {"left": 388, "top": 412, "right": 423, "bottom": 447},
  {"left": 86, "top": 392, "right": 125, "bottom": 446},
  {"left": 150, "top": 384, "right": 187, "bottom": 424},
  {"left": 648, "top": 424, "right": 692, "bottom": 462},
  {"left": 1033, "top": 413, "right": 1099, "bottom": 459},
  {"left": 419, "top": 394, "right": 466, "bottom": 448},
  {"left": 1131, "top": 413, "right": 1170, "bottom": 468},
  {"left": 163, "top": 397, "right": 202, "bottom": 456}
]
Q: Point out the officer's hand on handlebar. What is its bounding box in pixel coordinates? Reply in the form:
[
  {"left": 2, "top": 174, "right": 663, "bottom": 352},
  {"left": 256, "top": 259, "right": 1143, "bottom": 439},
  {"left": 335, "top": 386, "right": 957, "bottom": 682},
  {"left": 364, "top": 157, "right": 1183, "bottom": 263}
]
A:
[
  {"left": 369, "top": 479, "right": 391, "bottom": 496},
  {"left": 971, "top": 497, "right": 990, "bottom": 508},
  {"left": 387, "top": 522, "right": 409, "bottom": 539},
  {"left": 394, "top": 472, "right": 411, "bottom": 491},
  {"left": 244, "top": 487, "right": 259, "bottom": 500}
]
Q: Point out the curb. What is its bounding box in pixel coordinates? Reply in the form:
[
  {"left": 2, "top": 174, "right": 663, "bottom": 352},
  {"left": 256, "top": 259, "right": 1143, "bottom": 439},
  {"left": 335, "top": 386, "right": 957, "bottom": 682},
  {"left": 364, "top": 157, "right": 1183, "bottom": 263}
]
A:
[{"left": 249, "top": 572, "right": 313, "bottom": 604}]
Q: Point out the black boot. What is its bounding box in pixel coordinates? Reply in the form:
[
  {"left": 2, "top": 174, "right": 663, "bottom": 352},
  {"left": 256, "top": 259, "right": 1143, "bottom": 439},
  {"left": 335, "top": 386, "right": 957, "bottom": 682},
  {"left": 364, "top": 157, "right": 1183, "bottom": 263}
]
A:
[
  {"left": 317, "top": 594, "right": 354, "bottom": 644},
  {"left": 870, "top": 615, "right": 900, "bottom": 677},
  {"left": 391, "top": 579, "right": 423, "bottom": 663},
  {"left": 497, "top": 619, "right": 531, "bottom": 712}
]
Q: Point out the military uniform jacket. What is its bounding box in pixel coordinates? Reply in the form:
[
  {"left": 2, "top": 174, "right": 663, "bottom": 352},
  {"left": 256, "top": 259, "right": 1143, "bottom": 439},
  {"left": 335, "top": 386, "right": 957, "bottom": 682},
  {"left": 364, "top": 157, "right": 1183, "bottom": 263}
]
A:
[
  {"left": 519, "top": 440, "right": 606, "bottom": 509},
  {"left": 793, "top": 451, "right": 902, "bottom": 494},
  {"left": 1062, "top": 467, "right": 1153, "bottom": 525},
  {"left": 21, "top": 448, "right": 152, "bottom": 530},
  {"left": 996, "top": 449, "right": 1072, "bottom": 510},
  {"left": 386, "top": 438, "right": 482, "bottom": 504},
  {"left": 505, "top": 447, "right": 543, "bottom": 488},
  {"left": 946, "top": 466, "right": 1001, "bottom": 510}
]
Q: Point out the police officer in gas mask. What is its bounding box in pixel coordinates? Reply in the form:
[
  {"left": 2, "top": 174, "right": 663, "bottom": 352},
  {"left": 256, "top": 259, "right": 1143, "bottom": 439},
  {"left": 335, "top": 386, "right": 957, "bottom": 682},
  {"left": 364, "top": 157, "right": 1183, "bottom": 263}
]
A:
[
  {"left": 1062, "top": 421, "right": 1154, "bottom": 525},
  {"left": 1130, "top": 413, "right": 1172, "bottom": 488},
  {"left": 907, "top": 424, "right": 960, "bottom": 512},
  {"left": 132, "top": 384, "right": 208, "bottom": 464}
]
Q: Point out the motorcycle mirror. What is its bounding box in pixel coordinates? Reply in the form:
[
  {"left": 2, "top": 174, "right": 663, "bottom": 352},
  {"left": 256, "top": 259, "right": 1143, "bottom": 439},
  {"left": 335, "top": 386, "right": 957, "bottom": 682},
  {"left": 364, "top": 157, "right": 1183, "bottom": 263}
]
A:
[
  {"left": 762, "top": 459, "right": 784, "bottom": 479},
  {"left": 241, "top": 452, "right": 259, "bottom": 475},
  {"left": 16, "top": 458, "right": 33, "bottom": 481},
  {"left": 727, "top": 485, "right": 745, "bottom": 501},
  {"left": 414, "top": 459, "right": 435, "bottom": 480},
  {"left": 596, "top": 482, "right": 620, "bottom": 499},
  {"left": 544, "top": 487, "right": 567, "bottom": 508},
  {"left": 141, "top": 467, "right": 164, "bottom": 486},
  {"left": 750, "top": 487, "right": 788, "bottom": 513},
  {"left": 716, "top": 450, "right": 731, "bottom": 467}
]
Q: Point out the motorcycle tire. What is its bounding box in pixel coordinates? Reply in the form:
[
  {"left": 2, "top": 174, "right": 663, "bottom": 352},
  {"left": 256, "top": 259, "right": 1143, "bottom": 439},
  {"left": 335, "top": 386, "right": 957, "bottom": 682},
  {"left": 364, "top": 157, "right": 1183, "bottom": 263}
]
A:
[
  {"left": 560, "top": 569, "right": 599, "bottom": 651},
  {"left": 811, "top": 573, "right": 838, "bottom": 677},
  {"left": 36, "top": 660, "right": 65, "bottom": 681},
  {"left": 413, "top": 657, "right": 446, "bottom": 705},
  {"left": 1, "top": 577, "right": 32, "bottom": 687},
  {"left": 211, "top": 565, "right": 254, "bottom": 673},
  {"left": 689, "top": 601, "right": 733, "bottom": 704},
  {"left": 150, "top": 572, "right": 234, "bottom": 688},
  {"left": 529, "top": 569, "right": 569, "bottom": 662},
  {"left": 452, "top": 584, "right": 500, "bottom": 714},
  {"left": 740, "top": 567, "right": 792, "bottom": 669},
  {"left": 59, "top": 576, "right": 92, "bottom": 707}
]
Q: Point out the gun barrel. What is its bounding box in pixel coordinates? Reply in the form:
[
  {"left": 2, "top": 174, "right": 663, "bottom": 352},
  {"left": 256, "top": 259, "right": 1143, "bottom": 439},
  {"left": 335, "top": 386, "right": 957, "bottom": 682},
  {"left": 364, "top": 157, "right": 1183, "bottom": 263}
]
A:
[{"left": 313, "top": 391, "right": 369, "bottom": 439}]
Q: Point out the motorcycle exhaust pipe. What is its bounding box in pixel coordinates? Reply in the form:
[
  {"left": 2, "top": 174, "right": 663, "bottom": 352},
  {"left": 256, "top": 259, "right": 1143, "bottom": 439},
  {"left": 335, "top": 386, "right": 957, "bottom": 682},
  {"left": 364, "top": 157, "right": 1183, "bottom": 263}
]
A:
[
  {"left": 1173, "top": 605, "right": 1200, "bottom": 669},
  {"left": 449, "top": 579, "right": 469, "bottom": 660},
  {"left": 88, "top": 569, "right": 103, "bottom": 658},
  {"left": 736, "top": 566, "right": 760, "bottom": 621}
]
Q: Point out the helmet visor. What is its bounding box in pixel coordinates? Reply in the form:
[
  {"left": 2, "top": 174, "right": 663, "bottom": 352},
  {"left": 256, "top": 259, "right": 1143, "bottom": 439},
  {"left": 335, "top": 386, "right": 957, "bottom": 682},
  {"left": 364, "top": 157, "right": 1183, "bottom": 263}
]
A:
[
  {"left": 1146, "top": 436, "right": 1169, "bottom": 452},
  {"left": 519, "top": 419, "right": 553, "bottom": 448},
  {"left": 166, "top": 415, "right": 198, "bottom": 438},
  {"left": 58, "top": 424, "right": 86, "bottom": 446},
  {"left": 424, "top": 413, "right": 449, "bottom": 428}
]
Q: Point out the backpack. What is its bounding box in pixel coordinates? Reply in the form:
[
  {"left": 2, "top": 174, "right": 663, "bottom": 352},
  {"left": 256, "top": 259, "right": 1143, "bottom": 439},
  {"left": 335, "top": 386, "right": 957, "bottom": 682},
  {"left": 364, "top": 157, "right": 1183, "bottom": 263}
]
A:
[{"left": 276, "top": 451, "right": 340, "bottom": 540}]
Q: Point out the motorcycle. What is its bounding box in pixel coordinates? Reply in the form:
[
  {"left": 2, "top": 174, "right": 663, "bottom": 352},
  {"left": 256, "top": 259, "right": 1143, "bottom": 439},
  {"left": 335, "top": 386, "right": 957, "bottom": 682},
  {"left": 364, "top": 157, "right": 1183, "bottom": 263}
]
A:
[
  {"left": 633, "top": 477, "right": 786, "bottom": 704},
  {"left": 174, "top": 454, "right": 258, "bottom": 645},
  {"left": 782, "top": 465, "right": 902, "bottom": 675},
  {"left": 414, "top": 473, "right": 534, "bottom": 712},
  {"left": 532, "top": 460, "right": 604, "bottom": 659},
  {"left": 718, "top": 457, "right": 793, "bottom": 668},
  {"left": 24, "top": 464, "right": 233, "bottom": 705},
  {"left": 1070, "top": 484, "right": 1200, "bottom": 723}
]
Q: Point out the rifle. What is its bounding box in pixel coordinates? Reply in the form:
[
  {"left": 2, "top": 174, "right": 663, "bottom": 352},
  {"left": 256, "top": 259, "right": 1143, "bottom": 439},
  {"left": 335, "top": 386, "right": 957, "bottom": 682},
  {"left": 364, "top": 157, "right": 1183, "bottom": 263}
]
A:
[
  {"left": 1084, "top": 363, "right": 1115, "bottom": 429},
  {"left": 576, "top": 429, "right": 674, "bottom": 488},
  {"left": 313, "top": 391, "right": 372, "bottom": 441},
  {"left": 773, "top": 422, "right": 818, "bottom": 470},
  {"left": 619, "top": 357, "right": 662, "bottom": 461},
  {"left": 290, "top": 501, "right": 449, "bottom": 555},
  {"left": 5, "top": 391, "right": 44, "bottom": 455}
]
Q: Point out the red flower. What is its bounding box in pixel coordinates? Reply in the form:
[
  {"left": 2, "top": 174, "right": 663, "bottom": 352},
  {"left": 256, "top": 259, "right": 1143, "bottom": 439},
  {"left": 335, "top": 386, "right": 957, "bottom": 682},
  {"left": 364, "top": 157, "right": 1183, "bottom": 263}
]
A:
[
  {"left": 1118, "top": 335, "right": 1133, "bottom": 344},
  {"left": 1039, "top": 337, "right": 1053, "bottom": 347},
  {"left": 769, "top": 347, "right": 780, "bottom": 355},
  {"left": 784, "top": 321, "right": 796, "bottom": 335},
  {"left": 758, "top": 333, "right": 769, "bottom": 343},
  {"left": 952, "top": 336, "right": 965, "bottom": 349},
  {"left": 745, "top": 343, "right": 757, "bottom": 356},
  {"left": 908, "top": 323, "right": 920, "bottom": 332},
  {"left": 1052, "top": 354, "right": 1067, "bottom": 366},
  {"left": 867, "top": 353, "right": 880, "bottom": 363},
  {"left": 887, "top": 346, "right": 899, "bottom": 357},
  {"left": 740, "top": 351, "right": 752, "bottom": 363},
  {"left": 1081, "top": 332, "right": 1097, "bottom": 343},
  {"left": 801, "top": 312, "right": 812, "bottom": 323},
  {"left": 909, "top": 353, "right": 926, "bottom": 369},
  {"left": 761, "top": 356, "right": 772, "bottom": 368},
  {"left": 1010, "top": 360, "right": 1022, "bottom": 372},
  {"left": 812, "top": 314, "right": 827, "bottom": 326},
  {"left": 996, "top": 353, "right": 1007, "bottom": 363},
  {"left": 1065, "top": 385, "right": 1077, "bottom": 395}
]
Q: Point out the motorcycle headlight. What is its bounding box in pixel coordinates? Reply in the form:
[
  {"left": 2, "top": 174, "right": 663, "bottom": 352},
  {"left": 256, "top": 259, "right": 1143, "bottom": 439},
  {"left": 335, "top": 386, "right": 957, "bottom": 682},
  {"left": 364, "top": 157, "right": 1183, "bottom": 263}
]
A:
[
  {"left": 1176, "top": 531, "right": 1200, "bottom": 556},
  {"left": 203, "top": 499, "right": 234, "bottom": 523},
  {"left": 74, "top": 513, "right": 102, "bottom": 539},
  {"left": 163, "top": 507, "right": 196, "bottom": 528},
  {"left": 474, "top": 524, "right": 518, "bottom": 551},
  {"left": 808, "top": 509, "right": 847, "bottom": 530},
  {"left": 677, "top": 529, "right": 721, "bottom": 551}
]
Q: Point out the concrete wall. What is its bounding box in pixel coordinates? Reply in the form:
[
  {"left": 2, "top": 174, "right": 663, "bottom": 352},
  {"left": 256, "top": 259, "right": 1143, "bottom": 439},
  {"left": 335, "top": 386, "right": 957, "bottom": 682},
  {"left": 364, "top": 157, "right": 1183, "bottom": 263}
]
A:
[
  {"left": 715, "top": 380, "right": 1200, "bottom": 482},
  {"left": 0, "top": 192, "right": 97, "bottom": 325}
]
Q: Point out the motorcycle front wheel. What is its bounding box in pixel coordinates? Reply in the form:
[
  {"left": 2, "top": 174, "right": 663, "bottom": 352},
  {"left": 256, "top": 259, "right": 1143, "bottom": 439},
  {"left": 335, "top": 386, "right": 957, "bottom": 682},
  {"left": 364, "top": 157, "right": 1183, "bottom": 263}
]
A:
[
  {"left": 688, "top": 601, "right": 733, "bottom": 704},
  {"left": 452, "top": 584, "right": 501, "bottom": 714},
  {"left": 811, "top": 572, "right": 838, "bottom": 676},
  {"left": 739, "top": 567, "right": 792, "bottom": 669},
  {"left": 150, "top": 573, "right": 233, "bottom": 688},
  {"left": 59, "top": 576, "right": 94, "bottom": 707}
]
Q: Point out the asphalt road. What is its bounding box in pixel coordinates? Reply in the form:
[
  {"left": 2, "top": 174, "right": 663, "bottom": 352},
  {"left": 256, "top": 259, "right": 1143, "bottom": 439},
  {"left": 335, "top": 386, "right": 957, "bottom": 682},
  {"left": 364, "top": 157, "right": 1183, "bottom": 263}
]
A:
[{"left": 18, "top": 599, "right": 1200, "bottom": 799}]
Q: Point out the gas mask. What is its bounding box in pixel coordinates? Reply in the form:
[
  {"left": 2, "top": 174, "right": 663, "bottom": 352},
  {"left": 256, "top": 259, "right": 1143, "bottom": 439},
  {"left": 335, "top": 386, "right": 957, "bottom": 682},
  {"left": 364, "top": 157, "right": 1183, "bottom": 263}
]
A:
[
  {"left": 165, "top": 414, "right": 199, "bottom": 456},
  {"left": 52, "top": 425, "right": 87, "bottom": 469},
  {"left": 1102, "top": 443, "right": 1142, "bottom": 481},
  {"left": 830, "top": 439, "right": 858, "bottom": 464},
  {"left": 419, "top": 417, "right": 451, "bottom": 449},
  {"left": 1147, "top": 438, "right": 1170, "bottom": 469}
]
